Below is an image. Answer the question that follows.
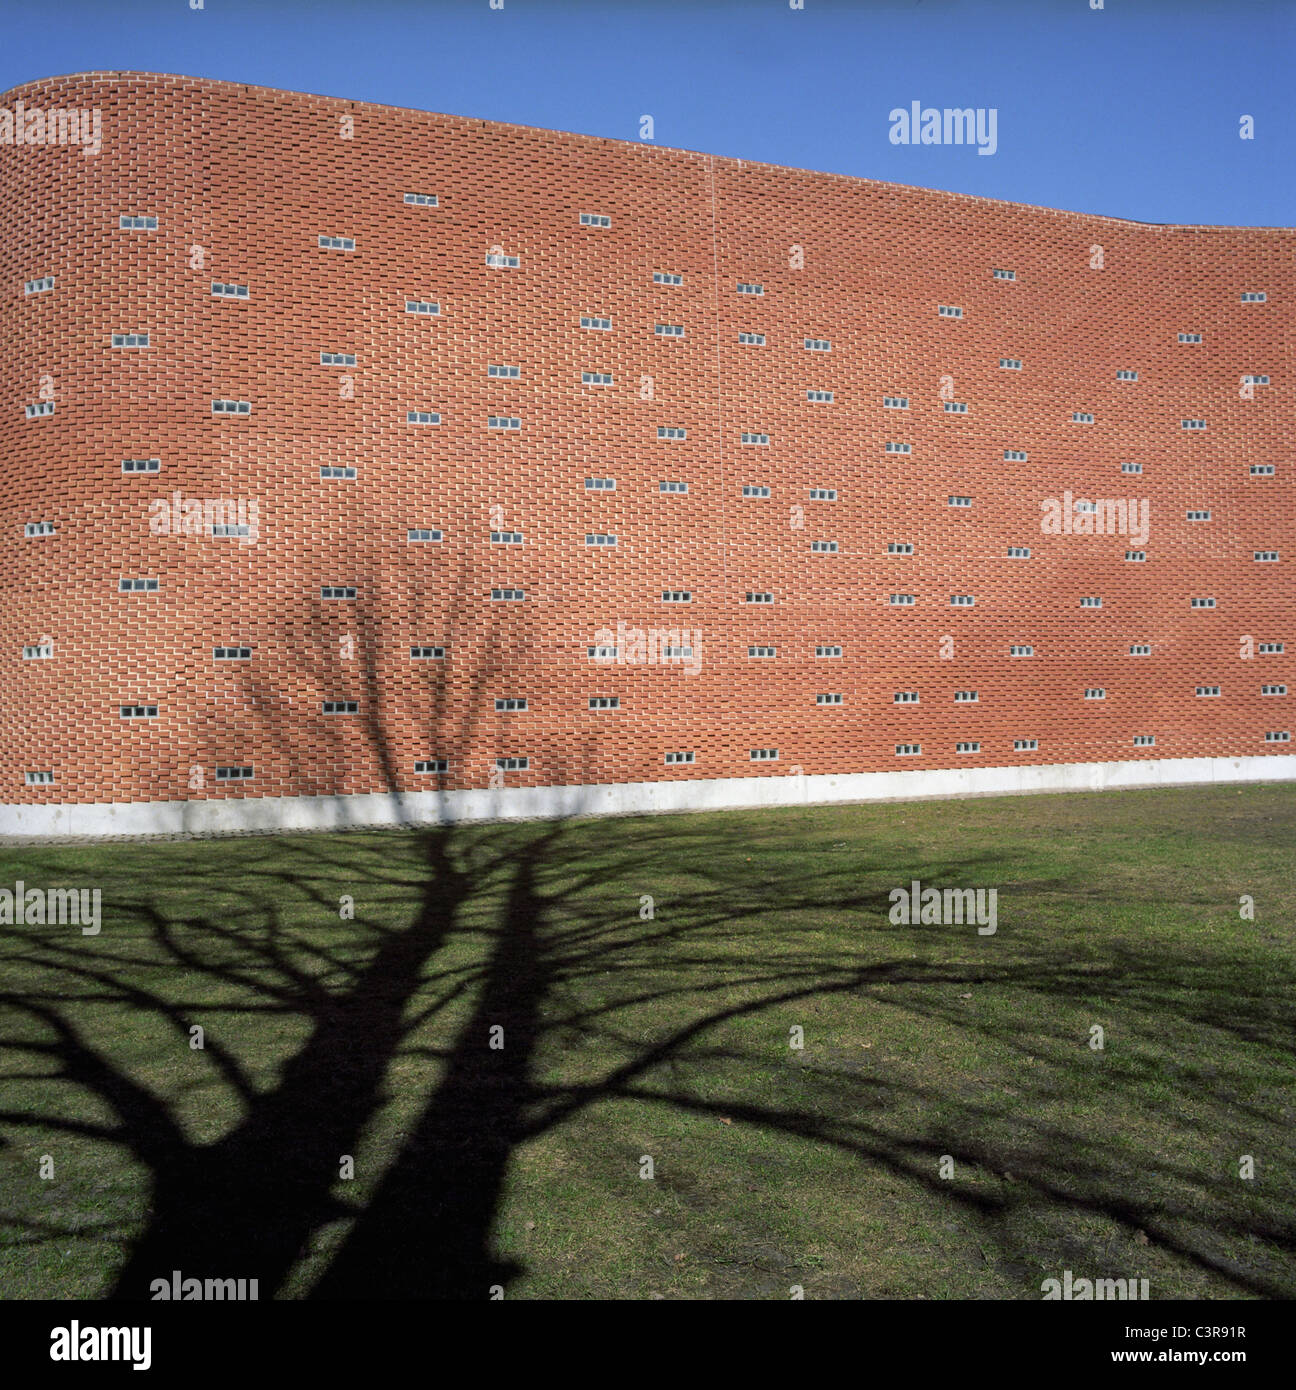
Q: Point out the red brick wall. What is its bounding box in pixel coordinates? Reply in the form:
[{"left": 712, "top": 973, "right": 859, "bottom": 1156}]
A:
[{"left": 2, "top": 71, "right": 1293, "bottom": 808}]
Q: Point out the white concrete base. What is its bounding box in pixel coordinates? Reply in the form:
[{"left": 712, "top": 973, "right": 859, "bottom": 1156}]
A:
[{"left": 2, "top": 754, "right": 1294, "bottom": 839}]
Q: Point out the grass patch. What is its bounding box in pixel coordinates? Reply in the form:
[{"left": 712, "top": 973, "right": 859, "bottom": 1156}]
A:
[{"left": 1, "top": 782, "right": 1294, "bottom": 1299}]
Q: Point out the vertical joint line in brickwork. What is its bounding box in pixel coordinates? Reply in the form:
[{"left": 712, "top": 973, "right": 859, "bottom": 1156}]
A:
[{"left": 707, "top": 155, "right": 730, "bottom": 661}]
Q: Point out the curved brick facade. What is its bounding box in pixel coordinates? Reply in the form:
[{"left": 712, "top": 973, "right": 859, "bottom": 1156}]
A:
[{"left": 2, "top": 71, "right": 1293, "bottom": 832}]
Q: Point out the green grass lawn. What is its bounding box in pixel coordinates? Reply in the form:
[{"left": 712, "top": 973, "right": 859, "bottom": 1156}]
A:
[{"left": 1, "top": 783, "right": 1294, "bottom": 1300}]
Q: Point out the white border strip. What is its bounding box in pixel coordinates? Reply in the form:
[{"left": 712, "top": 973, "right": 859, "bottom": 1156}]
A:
[{"left": 2, "top": 755, "right": 1294, "bottom": 839}]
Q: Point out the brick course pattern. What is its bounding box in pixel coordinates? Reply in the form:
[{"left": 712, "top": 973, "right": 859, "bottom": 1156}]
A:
[{"left": 2, "top": 71, "right": 1293, "bottom": 811}]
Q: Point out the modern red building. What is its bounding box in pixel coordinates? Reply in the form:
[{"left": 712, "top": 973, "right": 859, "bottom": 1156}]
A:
[{"left": 2, "top": 71, "right": 1292, "bottom": 835}]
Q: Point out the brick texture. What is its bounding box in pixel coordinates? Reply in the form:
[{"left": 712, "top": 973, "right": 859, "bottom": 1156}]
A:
[{"left": 2, "top": 71, "right": 1293, "bottom": 808}]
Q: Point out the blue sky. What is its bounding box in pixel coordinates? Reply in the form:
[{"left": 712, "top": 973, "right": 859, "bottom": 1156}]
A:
[{"left": 3, "top": 0, "right": 1292, "bottom": 226}]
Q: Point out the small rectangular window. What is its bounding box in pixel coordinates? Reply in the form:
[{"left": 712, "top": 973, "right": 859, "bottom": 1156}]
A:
[
  {"left": 658, "top": 426, "right": 687, "bottom": 440},
  {"left": 938, "top": 305, "right": 963, "bottom": 319},
  {"left": 1084, "top": 689, "right": 1106, "bottom": 700},
  {"left": 582, "top": 371, "right": 613, "bottom": 385},
  {"left": 320, "top": 466, "right": 357, "bottom": 480},
  {"left": 808, "top": 488, "right": 836, "bottom": 500},
  {"left": 495, "top": 697, "right": 528, "bottom": 712},
  {"left": 750, "top": 748, "right": 779, "bottom": 761},
  {"left": 318, "top": 235, "right": 355, "bottom": 251},
  {"left": 212, "top": 399, "right": 251, "bottom": 416},
  {"left": 1241, "top": 291, "right": 1267, "bottom": 303},
  {"left": 1258, "top": 643, "right": 1285, "bottom": 654},
  {"left": 320, "top": 352, "right": 357, "bottom": 366},
  {"left": 25, "top": 770, "right": 55, "bottom": 785},
  {"left": 1261, "top": 685, "right": 1287, "bottom": 696},
  {"left": 1264, "top": 731, "right": 1290, "bottom": 743},
  {"left": 804, "top": 338, "right": 831, "bottom": 352},
  {"left": 659, "top": 481, "right": 688, "bottom": 494},
  {"left": 1242, "top": 375, "right": 1269, "bottom": 386},
  {"left": 322, "top": 700, "right": 360, "bottom": 714},
  {"left": 118, "top": 578, "right": 159, "bottom": 593},
  {"left": 738, "top": 332, "right": 766, "bottom": 346},
  {"left": 24, "top": 521, "right": 55, "bottom": 538},
  {"left": 948, "top": 495, "right": 972, "bottom": 508},
  {"left": 580, "top": 213, "right": 611, "bottom": 227},
  {"left": 894, "top": 691, "right": 920, "bottom": 704},
  {"left": 883, "top": 396, "right": 909, "bottom": 409},
  {"left": 992, "top": 269, "right": 1015, "bottom": 281},
  {"left": 490, "top": 531, "right": 523, "bottom": 545},
  {"left": 119, "top": 215, "right": 158, "bottom": 230},
  {"left": 1121, "top": 462, "right": 1143, "bottom": 475},
  {"left": 1000, "top": 358, "right": 1022, "bottom": 371},
  {"left": 404, "top": 193, "right": 439, "bottom": 207},
  {"left": 1187, "top": 509, "right": 1211, "bottom": 521},
  {"left": 1080, "top": 597, "right": 1102, "bottom": 608},
  {"left": 24, "top": 276, "right": 55, "bottom": 295},
  {"left": 320, "top": 586, "right": 358, "bottom": 599},
  {"left": 888, "top": 542, "right": 914, "bottom": 555},
  {"left": 1014, "top": 739, "right": 1038, "bottom": 751},
  {"left": 111, "top": 333, "right": 150, "bottom": 348},
  {"left": 1182, "top": 419, "right": 1207, "bottom": 431},
  {"left": 1007, "top": 546, "right": 1030, "bottom": 558},
  {"left": 488, "top": 416, "right": 521, "bottom": 431},
  {"left": 665, "top": 750, "right": 695, "bottom": 764},
  {"left": 214, "top": 646, "right": 252, "bottom": 660},
  {"left": 588, "top": 645, "right": 617, "bottom": 660},
  {"left": 212, "top": 282, "right": 249, "bottom": 299},
  {"left": 740, "top": 432, "right": 770, "bottom": 446},
  {"left": 745, "top": 592, "right": 773, "bottom": 604},
  {"left": 214, "top": 766, "right": 254, "bottom": 781},
  {"left": 806, "top": 390, "right": 834, "bottom": 403},
  {"left": 1255, "top": 551, "right": 1280, "bottom": 562},
  {"left": 120, "top": 704, "right": 159, "bottom": 719},
  {"left": 407, "top": 410, "right": 441, "bottom": 426},
  {"left": 581, "top": 315, "right": 611, "bottom": 330},
  {"left": 24, "top": 399, "right": 53, "bottom": 417},
  {"left": 816, "top": 693, "right": 843, "bottom": 706},
  {"left": 122, "top": 458, "right": 161, "bottom": 473},
  {"left": 1072, "top": 411, "right": 1094, "bottom": 424},
  {"left": 1125, "top": 550, "right": 1146, "bottom": 562},
  {"left": 885, "top": 442, "right": 911, "bottom": 455},
  {"left": 748, "top": 646, "right": 777, "bottom": 658},
  {"left": 486, "top": 252, "right": 520, "bottom": 268},
  {"left": 736, "top": 283, "right": 763, "bottom": 296},
  {"left": 654, "top": 324, "right": 685, "bottom": 338},
  {"left": 895, "top": 744, "right": 922, "bottom": 756},
  {"left": 1129, "top": 644, "right": 1151, "bottom": 656},
  {"left": 415, "top": 758, "right": 450, "bottom": 773},
  {"left": 1003, "top": 450, "right": 1028, "bottom": 462},
  {"left": 1191, "top": 597, "right": 1216, "bottom": 609},
  {"left": 1178, "top": 333, "right": 1202, "bottom": 344},
  {"left": 1251, "top": 465, "right": 1275, "bottom": 476},
  {"left": 585, "top": 477, "right": 616, "bottom": 491},
  {"left": 816, "top": 645, "right": 842, "bottom": 658},
  {"left": 1010, "top": 645, "right": 1034, "bottom": 657},
  {"left": 661, "top": 591, "right": 691, "bottom": 603},
  {"left": 496, "top": 757, "right": 530, "bottom": 771},
  {"left": 585, "top": 533, "right": 617, "bottom": 547},
  {"left": 943, "top": 402, "right": 968, "bottom": 414},
  {"left": 810, "top": 541, "right": 838, "bottom": 553},
  {"left": 491, "top": 588, "right": 525, "bottom": 601},
  {"left": 654, "top": 271, "right": 683, "bottom": 285},
  {"left": 407, "top": 528, "right": 443, "bottom": 542},
  {"left": 742, "top": 485, "right": 770, "bottom": 498},
  {"left": 953, "top": 691, "right": 979, "bottom": 703},
  {"left": 1133, "top": 735, "right": 1155, "bottom": 747},
  {"left": 1116, "top": 369, "right": 1138, "bottom": 381},
  {"left": 589, "top": 696, "right": 620, "bottom": 710},
  {"left": 411, "top": 646, "right": 446, "bottom": 660},
  {"left": 950, "top": 594, "right": 975, "bottom": 607},
  {"left": 956, "top": 742, "right": 981, "bottom": 754},
  {"left": 889, "top": 594, "right": 915, "bottom": 606},
  {"left": 22, "top": 643, "right": 53, "bottom": 660},
  {"left": 1195, "top": 685, "right": 1221, "bottom": 697},
  {"left": 405, "top": 301, "right": 440, "bottom": 317},
  {"left": 490, "top": 364, "right": 521, "bottom": 379}
]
